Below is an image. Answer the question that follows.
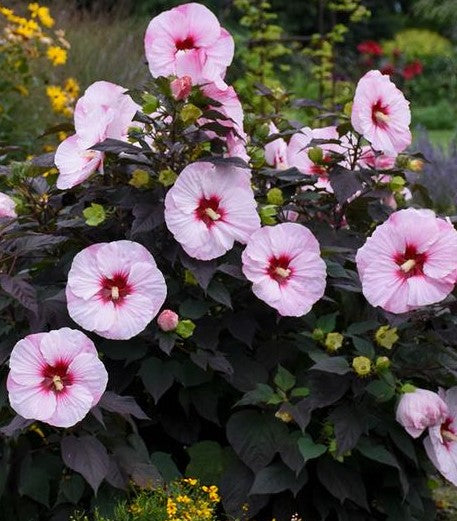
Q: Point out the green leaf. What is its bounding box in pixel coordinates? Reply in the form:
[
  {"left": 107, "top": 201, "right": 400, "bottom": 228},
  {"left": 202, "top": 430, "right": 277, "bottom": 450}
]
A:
[
  {"left": 83, "top": 203, "right": 106, "bottom": 227},
  {"left": 351, "top": 336, "right": 375, "bottom": 358},
  {"left": 310, "top": 356, "right": 350, "bottom": 375},
  {"left": 236, "top": 383, "right": 275, "bottom": 406},
  {"left": 316, "top": 312, "right": 338, "bottom": 333},
  {"left": 59, "top": 474, "right": 85, "bottom": 504},
  {"left": 274, "top": 365, "right": 296, "bottom": 392},
  {"left": 186, "top": 441, "right": 224, "bottom": 484},
  {"left": 297, "top": 434, "right": 327, "bottom": 462},
  {"left": 346, "top": 320, "right": 379, "bottom": 335},
  {"left": 290, "top": 387, "right": 310, "bottom": 398},
  {"left": 150, "top": 451, "right": 181, "bottom": 482},
  {"left": 366, "top": 379, "right": 395, "bottom": 402}
]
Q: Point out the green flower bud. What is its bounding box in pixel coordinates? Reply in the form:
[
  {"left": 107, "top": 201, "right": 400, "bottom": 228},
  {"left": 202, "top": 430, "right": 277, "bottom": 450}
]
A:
[
  {"left": 266, "top": 187, "right": 284, "bottom": 206},
  {"left": 389, "top": 176, "right": 405, "bottom": 192},
  {"left": 325, "top": 332, "right": 344, "bottom": 352},
  {"left": 375, "top": 325, "right": 399, "bottom": 349},
  {"left": 308, "top": 147, "right": 323, "bottom": 164},
  {"left": 158, "top": 169, "right": 178, "bottom": 187},
  {"left": 375, "top": 356, "right": 390, "bottom": 371},
  {"left": 176, "top": 319, "right": 196, "bottom": 339},
  {"left": 259, "top": 205, "right": 277, "bottom": 225},
  {"left": 180, "top": 103, "right": 203, "bottom": 125},
  {"left": 312, "top": 328, "right": 325, "bottom": 342},
  {"left": 83, "top": 203, "right": 106, "bottom": 227},
  {"left": 129, "top": 169, "right": 150, "bottom": 188},
  {"left": 352, "top": 356, "right": 371, "bottom": 377}
]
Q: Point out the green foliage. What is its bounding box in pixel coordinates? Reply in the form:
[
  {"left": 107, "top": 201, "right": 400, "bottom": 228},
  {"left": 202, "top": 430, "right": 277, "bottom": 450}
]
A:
[{"left": 383, "top": 29, "right": 453, "bottom": 60}]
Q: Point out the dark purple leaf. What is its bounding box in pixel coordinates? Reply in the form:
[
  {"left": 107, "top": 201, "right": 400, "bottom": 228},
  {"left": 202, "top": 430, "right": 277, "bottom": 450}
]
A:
[
  {"left": 61, "top": 435, "right": 110, "bottom": 493},
  {"left": 99, "top": 391, "right": 149, "bottom": 420},
  {"left": 0, "top": 415, "right": 33, "bottom": 437},
  {"left": 0, "top": 275, "right": 38, "bottom": 314}
]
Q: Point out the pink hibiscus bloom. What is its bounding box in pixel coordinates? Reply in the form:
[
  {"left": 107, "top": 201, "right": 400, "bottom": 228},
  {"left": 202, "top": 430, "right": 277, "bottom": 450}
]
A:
[
  {"left": 424, "top": 387, "right": 457, "bottom": 486},
  {"left": 66, "top": 240, "right": 167, "bottom": 340},
  {"left": 55, "top": 81, "right": 138, "bottom": 190},
  {"left": 396, "top": 388, "right": 448, "bottom": 438},
  {"left": 287, "top": 126, "right": 344, "bottom": 192},
  {"left": 241, "top": 223, "right": 327, "bottom": 316},
  {"left": 0, "top": 192, "right": 17, "bottom": 218},
  {"left": 359, "top": 146, "right": 396, "bottom": 170},
  {"left": 55, "top": 135, "right": 104, "bottom": 190},
  {"left": 7, "top": 328, "right": 107, "bottom": 428},
  {"left": 351, "top": 70, "right": 411, "bottom": 155},
  {"left": 74, "top": 81, "right": 139, "bottom": 150},
  {"left": 201, "top": 82, "right": 248, "bottom": 161},
  {"left": 356, "top": 208, "right": 457, "bottom": 314},
  {"left": 164, "top": 162, "right": 260, "bottom": 261},
  {"left": 144, "top": 3, "right": 234, "bottom": 88},
  {"left": 265, "top": 123, "right": 288, "bottom": 169}
]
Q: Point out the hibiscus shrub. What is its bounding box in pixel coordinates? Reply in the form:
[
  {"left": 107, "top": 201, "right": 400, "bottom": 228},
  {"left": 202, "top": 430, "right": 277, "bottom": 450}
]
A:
[{"left": 1, "top": 3, "right": 457, "bottom": 521}]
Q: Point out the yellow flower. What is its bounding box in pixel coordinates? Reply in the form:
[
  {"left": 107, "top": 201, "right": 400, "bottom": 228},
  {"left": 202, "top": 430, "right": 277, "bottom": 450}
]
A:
[
  {"left": 182, "top": 477, "right": 198, "bottom": 486},
  {"left": 64, "top": 77, "right": 80, "bottom": 98},
  {"left": 352, "top": 356, "right": 371, "bottom": 377},
  {"left": 176, "top": 495, "right": 191, "bottom": 504},
  {"left": 167, "top": 498, "right": 178, "bottom": 516},
  {"left": 36, "top": 7, "right": 54, "bottom": 28},
  {"left": 47, "top": 45, "right": 67, "bottom": 66},
  {"left": 324, "top": 332, "right": 344, "bottom": 352},
  {"left": 58, "top": 131, "right": 68, "bottom": 142},
  {"left": 46, "top": 85, "right": 66, "bottom": 111},
  {"left": 375, "top": 325, "right": 399, "bottom": 349}
]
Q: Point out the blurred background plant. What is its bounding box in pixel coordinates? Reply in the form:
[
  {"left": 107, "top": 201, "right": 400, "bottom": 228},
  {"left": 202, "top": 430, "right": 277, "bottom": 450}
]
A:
[{"left": 0, "top": 2, "right": 80, "bottom": 157}]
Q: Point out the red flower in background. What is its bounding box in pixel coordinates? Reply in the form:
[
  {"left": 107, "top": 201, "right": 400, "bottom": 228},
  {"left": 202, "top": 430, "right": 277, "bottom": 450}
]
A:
[
  {"left": 402, "top": 59, "right": 423, "bottom": 80},
  {"left": 380, "top": 63, "right": 395, "bottom": 76},
  {"left": 357, "top": 40, "right": 383, "bottom": 56}
]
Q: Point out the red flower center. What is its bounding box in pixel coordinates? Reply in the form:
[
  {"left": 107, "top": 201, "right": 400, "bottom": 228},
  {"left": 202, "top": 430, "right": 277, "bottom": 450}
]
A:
[
  {"left": 195, "top": 196, "right": 225, "bottom": 228},
  {"left": 41, "top": 361, "right": 73, "bottom": 393},
  {"left": 372, "top": 100, "right": 390, "bottom": 128},
  {"left": 394, "top": 244, "right": 427, "bottom": 278},
  {"left": 441, "top": 417, "right": 457, "bottom": 447},
  {"left": 176, "top": 36, "right": 195, "bottom": 51},
  {"left": 267, "top": 254, "right": 293, "bottom": 284},
  {"left": 99, "top": 272, "right": 132, "bottom": 305}
]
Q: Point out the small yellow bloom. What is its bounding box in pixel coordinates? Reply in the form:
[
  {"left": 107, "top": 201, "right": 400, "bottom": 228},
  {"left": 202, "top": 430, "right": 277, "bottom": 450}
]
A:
[
  {"left": 324, "top": 332, "right": 344, "bottom": 352},
  {"left": 64, "top": 77, "right": 80, "bottom": 98},
  {"left": 176, "top": 495, "right": 191, "bottom": 504},
  {"left": 15, "top": 85, "right": 29, "bottom": 96},
  {"left": 375, "top": 325, "right": 399, "bottom": 349},
  {"left": 352, "top": 356, "right": 371, "bottom": 377},
  {"left": 275, "top": 410, "right": 293, "bottom": 423},
  {"left": 182, "top": 477, "right": 197, "bottom": 486},
  {"left": 167, "top": 498, "right": 178, "bottom": 516},
  {"left": 47, "top": 45, "right": 67, "bottom": 66}
]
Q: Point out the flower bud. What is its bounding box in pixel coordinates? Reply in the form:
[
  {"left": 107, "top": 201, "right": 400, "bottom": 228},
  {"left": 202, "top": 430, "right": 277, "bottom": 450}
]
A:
[
  {"left": 375, "top": 325, "right": 399, "bottom": 349},
  {"left": 375, "top": 356, "right": 390, "bottom": 371},
  {"left": 396, "top": 388, "right": 448, "bottom": 438},
  {"left": 157, "top": 309, "right": 179, "bottom": 332},
  {"left": 170, "top": 75, "right": 192, "bottom": 101},
  {"left": 325, "top": 332, "right": 344, "bottom": 352},
  {"left": 275, "top": 410, "right": 293, "bottom": 423},
  {"left": 352, "top": 356, "right": 371, "bottom": 377},
  {"left": 312, "top": 328, "right": 325, "bottom": 342},
  {"left": 308, "top": 147, "right": 323, "bottom": 164},
  {"left": 180, "top": 103, "right": 202, "bottom": 125},
  {"left": 176, "top": 319, "right": 196, "bottom": 339},
  {"left": 408, "top": 158, "right": 424, "bottom": 172},
  {"left": 158, "top": 168, "right": 178, "bottom": 187},
  {"left": 267, "top": 188, "right": 284, "bottom": 206}
]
